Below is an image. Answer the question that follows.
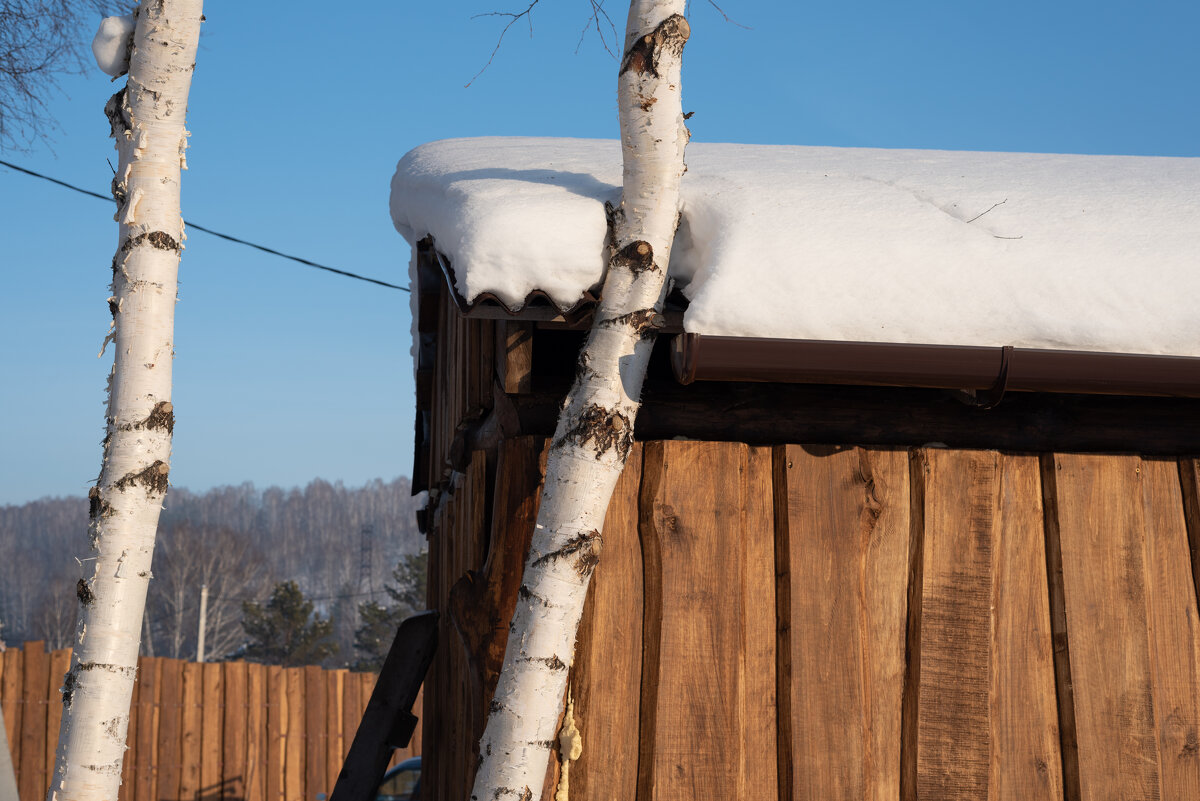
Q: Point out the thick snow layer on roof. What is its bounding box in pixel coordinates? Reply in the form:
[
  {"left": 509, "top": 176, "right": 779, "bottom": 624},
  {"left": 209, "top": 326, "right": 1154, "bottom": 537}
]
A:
[{"left": 390, "top": 137, "right": 1200, "bottom": 356}]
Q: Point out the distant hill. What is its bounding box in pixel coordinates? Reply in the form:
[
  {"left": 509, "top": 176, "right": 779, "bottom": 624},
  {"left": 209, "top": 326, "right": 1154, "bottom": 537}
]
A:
[{"left": 0, "top": 477, "right": 421, "bottom": 663}]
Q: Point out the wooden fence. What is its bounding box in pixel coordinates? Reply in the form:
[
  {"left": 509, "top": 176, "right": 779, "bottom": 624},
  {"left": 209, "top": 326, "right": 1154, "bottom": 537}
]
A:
[{"left": 1, "top": 644, "right": 421, "bottom": 801}]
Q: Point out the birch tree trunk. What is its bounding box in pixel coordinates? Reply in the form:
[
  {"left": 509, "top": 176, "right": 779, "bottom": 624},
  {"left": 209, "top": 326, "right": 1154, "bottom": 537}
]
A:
[
  {"left": 470, "top": 2, "right": 689, "bottom": 798},
  {"left": 49, "top": 3, "right": 203, "bottom": 800}
]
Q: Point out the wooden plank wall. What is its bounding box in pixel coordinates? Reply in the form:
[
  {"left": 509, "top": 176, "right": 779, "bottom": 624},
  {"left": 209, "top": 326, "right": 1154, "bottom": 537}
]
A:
[
  {"left": 426, "top": 437, "right": 1200, "bottom": 801},
  {"left": 0, "top": 651, "right": 419, "bottom": 801}
]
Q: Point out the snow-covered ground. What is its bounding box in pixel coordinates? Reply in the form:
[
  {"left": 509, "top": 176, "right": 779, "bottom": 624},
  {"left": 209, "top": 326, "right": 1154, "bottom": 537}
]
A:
[{"left": 391, "top": 137, "right": 1200, "bottom": 357}]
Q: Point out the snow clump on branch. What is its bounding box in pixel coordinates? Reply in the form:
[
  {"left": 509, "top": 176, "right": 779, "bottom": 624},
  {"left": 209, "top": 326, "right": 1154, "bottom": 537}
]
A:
[{"left": 92, "top": 13, "right": 136, "bottom": 77}]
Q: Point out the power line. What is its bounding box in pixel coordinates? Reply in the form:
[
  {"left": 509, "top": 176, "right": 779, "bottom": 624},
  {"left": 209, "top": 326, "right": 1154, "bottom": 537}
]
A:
[{"left": 0, "top": 158, "right": 411, "bottom": 293}]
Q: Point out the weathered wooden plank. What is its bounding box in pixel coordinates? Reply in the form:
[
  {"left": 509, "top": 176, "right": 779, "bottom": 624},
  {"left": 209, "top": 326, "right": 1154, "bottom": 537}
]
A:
[
  {"left": 266, "top": 665, "right": 285, "bottom": 801},
  {"left": 340, "top": 670, "right": 360, "bottom": 767},
  {"left": 135, "top": 657, "right": 161, "bottom": 801},
  {"left": 245, "top": 662, "right": 267, "bottom": 801},
  {"left": 19, "top": 641, "right": 47, "bottom": 801},
  {"left": 498, "top": 321, "right": 533, "bottom": 395},
  {"left": 325, "top": 670, "right": 343, "bottom": 783},
  {"left": 568, "top": 444, "right": 643, "bottom": 801},
  {"left": 156, "top": 659, "right": 184, "bottom": 801},
  {"left": 201, "top": 661, "right": 224, "bottom": 801},
  {"left": 284, "top": 668, "right": 305, "bottom": 801},
  {"left": 779, "top": 445, "right": 909, "bottom": 801},
  {"left": 224, "top": 661, "right": 248, "bottom": 800},
  {"left": 637, "top": 441, "right": 777, "bottom": 801},
  {"left": 1141, "top": 458, "right": 1200, "bottom": 799},
  {"left": 304, "top": 665, "right": 327, "bottom": 801},
  {"left": 44, "top": 647, "right": 71, "bottom": 790},
  {"left": 1054, "top": 454, "right": 1161, "bottom": 801},
  {"left": 988, "top": 453, "right": 1063, "bottom": 801},
  {"left": 1182, "top": 458, "right": 1200, "bottom": 631},
  {"left": 1, "top": 648, "right": 18, "bottom": 784},
  {"left": 181, "top": 662, "right": 203, "bottom": 801}
]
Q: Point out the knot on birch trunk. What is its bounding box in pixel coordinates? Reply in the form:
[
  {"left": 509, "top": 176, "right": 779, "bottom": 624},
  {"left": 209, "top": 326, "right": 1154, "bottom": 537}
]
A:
[
  {"left": 76, "top": 579, "right": 96, "bottom": 607},
  {"left": 121, "top": 231, "right": 181, "bottom": 254},
  {"left": 620, "top": 14, "right": 690, "bottom": 77},
  {"left": 556, "top": 404, "right": 634, "bottom": 461},
  {"left": 142, "top": 401, "right": 175, "bottom": 433},
  {"left": 114, "top": 459, "right": 170, "bottom": 495},
  {"left": 611, "top": 240, "right": 657, "bottom": 275}
]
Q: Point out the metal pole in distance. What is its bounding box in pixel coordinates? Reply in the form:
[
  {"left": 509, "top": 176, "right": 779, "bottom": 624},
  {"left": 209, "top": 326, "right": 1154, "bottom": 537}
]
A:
[{"left": 197, "top": 584, "right": 209, "bottom": 663}]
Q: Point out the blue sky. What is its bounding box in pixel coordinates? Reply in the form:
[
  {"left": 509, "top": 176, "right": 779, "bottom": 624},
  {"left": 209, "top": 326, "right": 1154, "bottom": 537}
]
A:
[{"left": 2, "top": 1, "right": 1198, "bottom": 505}]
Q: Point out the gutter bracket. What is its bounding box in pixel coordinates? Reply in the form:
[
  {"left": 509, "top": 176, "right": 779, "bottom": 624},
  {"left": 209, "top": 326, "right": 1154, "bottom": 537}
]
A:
[{"left": 955, "top": 345, "right": 1014, "bottom": 409}]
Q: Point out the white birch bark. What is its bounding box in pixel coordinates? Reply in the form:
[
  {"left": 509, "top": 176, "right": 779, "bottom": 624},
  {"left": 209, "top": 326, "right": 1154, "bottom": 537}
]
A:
[
  {"left": 470, "top": 2, "right": 689, "bottom": 798},
  {"left": 49, "top": 3, "right": 203, "bottom": 800}
]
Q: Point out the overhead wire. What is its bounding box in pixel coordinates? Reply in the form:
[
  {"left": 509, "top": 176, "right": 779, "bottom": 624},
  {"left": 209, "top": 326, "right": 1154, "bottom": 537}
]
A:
[{"left": 0, "top": 158, "right": 411, "bottom": 292}]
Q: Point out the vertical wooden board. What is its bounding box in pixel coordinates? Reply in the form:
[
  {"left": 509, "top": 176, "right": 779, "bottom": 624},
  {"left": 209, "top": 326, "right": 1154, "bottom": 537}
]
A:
[
  {"left": 44, "top": 648, "right": 71, "bottom": 790},
  {"left": 737, "top": 446, "right": 777, "bottom": 799},
  {"left": 266, "top": 666, "right": 285, "bottom": 801},
  {"left": 284, "top": 668, "right": 305, "bottom": 801},
  {"left": 325, "top": 670, "right": 343, "bottom": 784},
  {"left": 120, "top": 664, "right": 139, "bottom": 801},
  {"left": 303, "top": 665, "right": 326, "bottom": 801},
  {"left": 568, "top": 444, "right": 644, "bottom": 801},
  {"left": 988, "top": 453, "right": 1064, "bottom": 801},
  {"left": 340, "top": 671, "right": 360, "bottom": 766},
  {"left": 1182, "top": 458, "right": 1200, "bottom": 612},
  {"left": 201, "top": 661, "right": 224, "bottom": 801},
  {"left": 136, "top": 658, "right": 162, "bottom": 801},
  {"left": 245, "top": 663, "right": 267, "bottom": 801},
  {"left": 223, "top": 662, "right": 248, "bottom": 800},
  {"left": 156, "top": 659, "right": 184, "bottom": 801},
  {"left": 1054, "top": 453, "right": 1160, "bottom": 801},
  {"left": 1141, "top": 458, "right": 1200, "bottom": 799},
  {"left": 637, "top": 441, "right": 777, "bottom": 801},
  {"left": 19, "top": 641, "right": 47, "bottom": 801},
  {"left": 780, "top": 445, "right": 909, "bottom": 801},
  {"left": 181, "top": 662, "right": 203, "bottom": 801},
  {"left": 1, "top": 648, "right": 20, "bottom": 782}
]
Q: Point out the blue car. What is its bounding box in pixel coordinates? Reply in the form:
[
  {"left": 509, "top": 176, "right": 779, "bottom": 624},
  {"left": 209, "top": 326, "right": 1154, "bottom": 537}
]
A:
[{"left": 376, "top": 757, "right": 421, "bottom": 801}]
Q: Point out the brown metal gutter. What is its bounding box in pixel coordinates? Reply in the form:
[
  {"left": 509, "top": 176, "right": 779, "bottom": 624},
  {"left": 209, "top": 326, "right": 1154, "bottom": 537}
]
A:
[{"left": 670, "top": 333, "right": 1200, "bottom": 399}]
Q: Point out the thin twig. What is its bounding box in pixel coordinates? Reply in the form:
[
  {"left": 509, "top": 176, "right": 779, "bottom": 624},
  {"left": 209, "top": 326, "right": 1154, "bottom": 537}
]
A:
[
  {"left": 704, "top": 0, "right": 751, "bottom": 29},
  {"left": 466, "top": 0, "right": 541, "bottom": 87},
  {"left": 966, "top": 198, "right": 1008, "bottom": 223},
  {"left": 575, "top": 0, "right": 619, "bottom": 57}
]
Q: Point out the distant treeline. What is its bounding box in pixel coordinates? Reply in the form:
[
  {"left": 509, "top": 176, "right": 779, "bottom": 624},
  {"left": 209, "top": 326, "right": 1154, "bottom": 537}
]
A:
[{"left": 0, "top": 477, "right": 421, "bottom": 665}]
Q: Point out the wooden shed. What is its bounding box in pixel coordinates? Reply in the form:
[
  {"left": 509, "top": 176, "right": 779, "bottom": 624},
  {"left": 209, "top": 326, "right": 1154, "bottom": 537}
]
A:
[{"left": 394, "top": 139, "right": 1200, "bottom": 801}]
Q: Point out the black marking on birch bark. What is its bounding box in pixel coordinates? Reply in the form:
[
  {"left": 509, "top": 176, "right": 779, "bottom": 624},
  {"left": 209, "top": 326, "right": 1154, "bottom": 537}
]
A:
[
  {"left": 519, "top": 654, "right": 568, "bottom": 671},
  {"left": 77, "top": 579, "right": 96, "bottom": 607},
  {"left": 532, "top": 530, "right": 603, "bottom": 579},
  {"left": 103, "top": 716, "right": 123, "bottom": 740},
  {"left": 612, "top": 240, "right": 656, "bottom": 275},
  {"left": 518, "top": 584, "right": 551, "bottom": 607},
  {"left": 525, "top": 739, "right": 556, "bottom": 748},
  {"left": 108, "top": 297, "right": 120, "bottom": 319},
  {"left": 61, "top": 670, "right": 78, "bottom": 708},
  {"left": 488, "top": 699, "right": 508, "bottom": 715},
  {"left": 88, "top": 487, "right": 113, "bottom": 521},
  {"left": 619, "top": 14, "right": 691, "bottom": 77},
  {"left": 104, "top": 88, "right": 130, "bottom": 140},
  {"left": 114, "top": 460, "right": 170, "bottom": 495},
  {"left": 555, "top": 404, "right": 634, "bottom": 461},
  {"left": 598, "top": 308, "right": 665, "bottom": 340},
  {"left": 121, "top": 231, "right": 181, "bottom": 254},
  {"left": 491, "top": 789, "right": 533, "bottom": 801},
  {"left": 142, "top": 401, "right": 175, "bottom": 433},
  {"left": 575, "top": 349, "right": 598, "bottom": 380}
]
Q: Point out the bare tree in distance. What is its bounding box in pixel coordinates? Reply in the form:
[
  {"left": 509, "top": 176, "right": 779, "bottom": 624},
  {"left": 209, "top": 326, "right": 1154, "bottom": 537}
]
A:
[{"left": 0, "top": 0, "right": 130, "bottom": 150}]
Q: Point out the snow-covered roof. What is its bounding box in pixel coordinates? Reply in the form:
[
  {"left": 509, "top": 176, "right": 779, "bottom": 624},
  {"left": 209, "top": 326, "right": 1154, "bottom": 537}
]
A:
[{"left": 390, "top": 137, "right": 1200, "bottom": 357}]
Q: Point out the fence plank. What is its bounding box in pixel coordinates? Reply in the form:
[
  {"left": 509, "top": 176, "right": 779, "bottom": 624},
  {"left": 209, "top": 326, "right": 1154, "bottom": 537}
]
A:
[
  {"left": 181, "top": 662, "right": 203, "bottom": 801},
  {"left": 201, "top": 661, "right": 224, "bottom": 801},
  {"left": 266, "top": 666, "right": 285, "bottom": 801},
  {"left": 246, "top": 663, "right": 267, "bottom": 801},
  {"left": 135, "top": 657, "right": 161, "bottom": 801},
  {"left": 1141, "top": 458, "right": 1200, "bottom": 800},
  {"left": 340, "top": 672, "right": 359, "bottom": 769},
  {"left": 224, "top": 662, "right": 248, "bottom": 801},
  {"left": 568, "top": 444, "right": 643, "bottom": 801},
  {"left": 304, "top": 666, "right": 326, "bottom": 801},
  {"left": 778, "top": 445, "right": 909, "bottom": 801},
  {"left": 157, "top": 659, "right": 184, "bottom": 801},
  {"left": 2, "top": 648, "right": 20, "bottom": 792},
  {"left": 1054, "top": 454, "right": 1161, "bottom": 801},
  {"left": 284, "top": 668, "right": 305, "bottom": 801},
  {"left": 44, "top": 648, "right": 71, "bottom": 791},
  {"left": 638, "top": 441, "right": 777, "bottom": 801},
  {"left": 325, "top": 671, "right": 342, "bottom": 781},
  {"left": 19, "top": 641, "right": 47, "bottom": 801}
]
